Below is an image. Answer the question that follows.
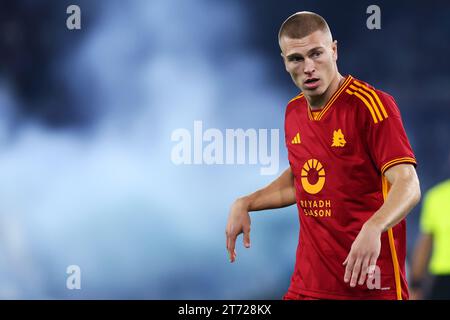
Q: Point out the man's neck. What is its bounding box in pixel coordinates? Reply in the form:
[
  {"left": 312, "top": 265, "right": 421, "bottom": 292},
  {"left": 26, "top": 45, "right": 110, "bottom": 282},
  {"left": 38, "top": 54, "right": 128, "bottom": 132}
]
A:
[{"left": 307, "top": 73, "right": 344, "bottom": 110}]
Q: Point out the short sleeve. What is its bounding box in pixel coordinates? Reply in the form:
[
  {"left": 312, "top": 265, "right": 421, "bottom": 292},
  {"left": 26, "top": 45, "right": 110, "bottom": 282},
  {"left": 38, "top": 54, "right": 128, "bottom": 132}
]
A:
[{"left": 365, "top": 91, "right": 417, "bottom": 175}]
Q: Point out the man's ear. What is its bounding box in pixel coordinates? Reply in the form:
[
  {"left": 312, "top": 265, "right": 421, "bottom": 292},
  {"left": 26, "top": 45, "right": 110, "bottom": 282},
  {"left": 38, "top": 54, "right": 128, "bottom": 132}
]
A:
[
  {"left": 332, "top": 40, "right": 338, "bottom": 61},
  {"left": 281, "top": 52, "right": 289, "bottom": 72}
]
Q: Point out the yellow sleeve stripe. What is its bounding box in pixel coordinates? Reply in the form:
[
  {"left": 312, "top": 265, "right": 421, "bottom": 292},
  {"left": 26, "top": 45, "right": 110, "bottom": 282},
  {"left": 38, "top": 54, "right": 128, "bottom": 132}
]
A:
[
  {"left": 353, "top": 80, "right": 389, "bottom": 119},
  {"left": 288, "top": 93, "right": 304, "bottom": 104},
  {"left": 349, "top": 84, "right": 384, "bottom": 122},
  {"left": 381, "top": 157, "right": 417, "bottom": 174},
  {"left": 345, "top": 89, "right": 379, "bottom": 123}
]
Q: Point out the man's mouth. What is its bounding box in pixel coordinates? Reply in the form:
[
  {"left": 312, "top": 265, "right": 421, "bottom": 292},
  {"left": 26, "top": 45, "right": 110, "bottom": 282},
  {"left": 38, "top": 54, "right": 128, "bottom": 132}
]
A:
[{"left": 304, "top": 78, "right": 320, "bottom": 89}]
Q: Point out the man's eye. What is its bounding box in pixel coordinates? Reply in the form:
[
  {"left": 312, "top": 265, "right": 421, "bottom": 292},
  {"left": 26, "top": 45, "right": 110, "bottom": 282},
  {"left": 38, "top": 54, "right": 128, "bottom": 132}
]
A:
[
  {"left": 290, "top": 56, "right": 303, "bottom": 62},
  {"left": 312, "top": 51, "right": 322, "bottom": 58}
]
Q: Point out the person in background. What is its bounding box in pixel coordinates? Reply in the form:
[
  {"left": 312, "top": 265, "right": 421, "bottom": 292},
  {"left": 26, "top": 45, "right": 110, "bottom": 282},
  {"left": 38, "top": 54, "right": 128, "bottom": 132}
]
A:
[{"left": 410, "top": 155, "right": 450, "bottom": 300}]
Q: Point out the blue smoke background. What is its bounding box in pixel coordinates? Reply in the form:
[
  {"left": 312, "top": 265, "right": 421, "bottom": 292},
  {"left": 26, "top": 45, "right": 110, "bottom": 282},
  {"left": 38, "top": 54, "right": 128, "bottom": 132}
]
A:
[{"left": 0, "top": 0, "right": 449, "bottom": 299}]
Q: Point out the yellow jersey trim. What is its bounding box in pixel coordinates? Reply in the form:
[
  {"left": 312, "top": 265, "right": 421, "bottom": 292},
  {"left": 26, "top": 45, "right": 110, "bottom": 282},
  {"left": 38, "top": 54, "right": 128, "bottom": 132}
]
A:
[
  {"left": 382, "top": 177, "right": 403, "bottom": 300},
  {"left": 381, "top": 157, "right": 417, "bottom": 175}
]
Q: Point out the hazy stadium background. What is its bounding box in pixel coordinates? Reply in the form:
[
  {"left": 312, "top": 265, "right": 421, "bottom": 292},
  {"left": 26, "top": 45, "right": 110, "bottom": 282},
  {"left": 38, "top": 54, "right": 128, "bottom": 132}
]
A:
[{"left": 0, "top": 0, "right": 449, "bottom": 299}]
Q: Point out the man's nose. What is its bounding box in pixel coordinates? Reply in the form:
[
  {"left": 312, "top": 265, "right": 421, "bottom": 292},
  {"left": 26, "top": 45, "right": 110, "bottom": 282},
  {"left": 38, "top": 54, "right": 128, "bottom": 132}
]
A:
[{"left": 303, "top": 58, "right": 315, "bottom": 74}]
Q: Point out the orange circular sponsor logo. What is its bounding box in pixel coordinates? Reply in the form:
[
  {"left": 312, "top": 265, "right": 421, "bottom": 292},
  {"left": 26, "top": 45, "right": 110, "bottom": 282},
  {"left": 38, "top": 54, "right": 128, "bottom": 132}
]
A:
[{"left": 301, "top": 159, "right": 325, "bottom": 194}]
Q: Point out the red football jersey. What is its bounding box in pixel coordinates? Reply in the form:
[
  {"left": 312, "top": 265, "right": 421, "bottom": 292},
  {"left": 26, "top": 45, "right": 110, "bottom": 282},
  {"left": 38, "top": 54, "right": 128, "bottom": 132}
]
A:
[{"left": 284, "top": 75, "right": 417, "bottom": 300}]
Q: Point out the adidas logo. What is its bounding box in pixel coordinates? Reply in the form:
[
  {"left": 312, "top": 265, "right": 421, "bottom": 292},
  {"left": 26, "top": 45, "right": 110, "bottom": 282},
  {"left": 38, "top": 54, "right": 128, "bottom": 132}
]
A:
[{"left": 291, "top": 132, "right": 301, "bottom": 145}]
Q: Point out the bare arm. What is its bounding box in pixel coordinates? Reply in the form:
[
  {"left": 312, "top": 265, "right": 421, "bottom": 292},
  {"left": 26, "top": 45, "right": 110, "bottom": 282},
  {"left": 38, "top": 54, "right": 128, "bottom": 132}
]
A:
[
  {"left": 243, "top": 166, "right": 296, "bottom": 211},
  {"left": 343, "top": 164, "right": 421, "bottom": 287},
  {"left": 411, "top": 233, "right": 433, "bottom": 281},
  {"left": 225, "top": 167, "right": 296, "bottom": 262},
  {"left": 366, "top": 164, "right": 421, "bottom": 232},
  {"left": 409, "top": 233, "right": 433, "bottom": 299}
]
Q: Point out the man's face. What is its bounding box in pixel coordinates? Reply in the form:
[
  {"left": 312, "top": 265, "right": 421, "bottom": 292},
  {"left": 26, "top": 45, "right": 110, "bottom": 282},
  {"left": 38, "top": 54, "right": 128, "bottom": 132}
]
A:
[{"left": 280, "top": 30, "right": 338, "bottom": 97}]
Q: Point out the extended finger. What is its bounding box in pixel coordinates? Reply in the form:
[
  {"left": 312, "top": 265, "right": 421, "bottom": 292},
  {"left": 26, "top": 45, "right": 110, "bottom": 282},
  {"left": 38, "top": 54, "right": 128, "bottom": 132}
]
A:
[
  {"left": 225, "top": 229, "right": 229, "bottom": 249},
  {"left": 367, "top": 256, "right": 378, "bottom": 278},
  {"left": 350, "top": 258, "right": 362, "bottom": 287},
  {"left": 358, "top": 256, "right": 371, "bottom": 286},
  {"left": 227, "top": 234, "right": 237, "bottom": 262},
  {"left": 344, "top": 255, "right": 355, "bottom": 283},
  {"left": 243, "top": 227, "right": 251, "bottom": 248}
]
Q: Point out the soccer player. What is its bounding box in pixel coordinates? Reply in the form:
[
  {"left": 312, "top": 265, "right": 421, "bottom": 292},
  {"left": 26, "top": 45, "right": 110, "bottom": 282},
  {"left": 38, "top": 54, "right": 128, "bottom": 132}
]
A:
[
  {"left": 410, "top": 174, "right": 450, "bottom": 300},
  {"left": 225, "top": 11, "right": 421, "bottom": 300}
]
